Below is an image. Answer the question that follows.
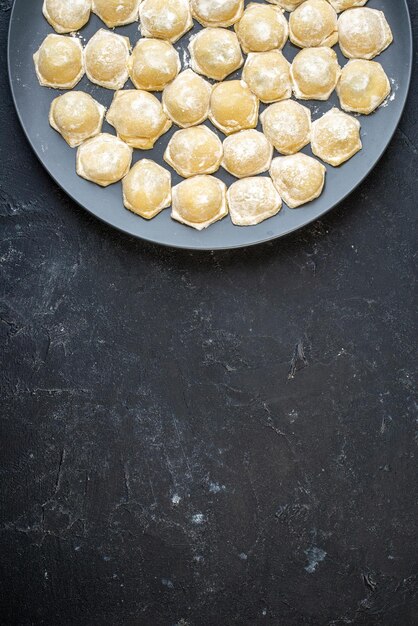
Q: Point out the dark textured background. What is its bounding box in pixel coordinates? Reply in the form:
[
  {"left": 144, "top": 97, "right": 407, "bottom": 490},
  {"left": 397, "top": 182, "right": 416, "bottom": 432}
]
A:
[{"left": 1, "top": 1, "right": 417, "bottom": 624}]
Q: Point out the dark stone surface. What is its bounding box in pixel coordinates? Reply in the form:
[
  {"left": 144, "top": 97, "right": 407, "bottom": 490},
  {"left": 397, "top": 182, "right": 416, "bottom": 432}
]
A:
[{"left": 1, "top": 1, "right": 417, "bottom": 624}]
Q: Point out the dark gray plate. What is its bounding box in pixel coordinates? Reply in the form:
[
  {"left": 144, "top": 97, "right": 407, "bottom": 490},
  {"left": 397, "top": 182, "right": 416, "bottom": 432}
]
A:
[{"left": 8, "top": 0, "right": 412, "bottom": 250}]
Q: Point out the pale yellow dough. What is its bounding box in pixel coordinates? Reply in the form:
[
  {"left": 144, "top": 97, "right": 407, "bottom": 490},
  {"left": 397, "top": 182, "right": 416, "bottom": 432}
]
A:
[
  {"left": 106, "top": 90, "right": 172, "bottom": 150},
  {"left": 291, "top": 46, "right": 341, "bottom": 100},
  {"left": 235, "top": 3, "right": 288, "bottom": 54},
  {"left": 289, "top": 0, "right": 338, "bottom": 48},
  {"left": 338, "top": 8, "right": 393, "bottom": 59},
  {"left": 328, "top": 1, "right": 368, "bottom": 14},
  {"left": 191, "top": 0, "right": 244, "bottom": 28},
  {"left": 266, "top": 0, "right": 305, "bottom": 11},
  {"left": 139, "top": 0, "right": 193, "bottom": 43},
  {"left": 129, "top": 39, "right": 180, "bottom": 91},
  {"left": 260, "top": 100, "right": 311, "bottom": 155},
  {"left": 92, "top": 0, "right": 140, "bottom": 28},
  {"left": 162, "top": 70, "right": 212, "bottom": 128},
  {"left": 189, "top": 28, "right": 243, "bottom": 81},
  {"left": 84, "top": 29, "right": 130, "bottom": 90},
  {"left": 164, "top": 126, "right": 223, "bottom": 178},
  {"left": 122, "top": 160, "right": 171, "bottom": 219},
  {"left": 172, "top": 176, "right": 228, "bottom": 230},
  {"left": 76, "top": 133, "right": 132, "bottom": 187},
  {"left": 243, "top": 51, "right": 291, "bottom": 104},
  {"left": 270, "top": 154, "right": 326, "bottom": 208},
  {"left": 43, "top": 0, "right": 91, "bottom": 34},
  {"left": 227, "top": 177, "right": 282, "bottom": 226},
  {"left": 209, "top": 80, "right": 259, "bottom": 135},
  {"left": 311, "top": 107, "right": 362, "bottom": 166},
  {"left": 49, "top": 91, "right": 105, "bottom": 147},
  {"left": 337, "top": 59, "right": 390, "bottom": 115},
  {"left": 34, "top": 34, "right": 84, "bottom": 89},
  {"left": 222, "top": 130, "right": 273, "bottom": 179}
]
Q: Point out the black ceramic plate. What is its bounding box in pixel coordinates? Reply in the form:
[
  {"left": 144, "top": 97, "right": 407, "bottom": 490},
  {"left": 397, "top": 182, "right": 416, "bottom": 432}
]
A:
[{"left": 8, "top": 0, "right": 412, "bottom": 250}]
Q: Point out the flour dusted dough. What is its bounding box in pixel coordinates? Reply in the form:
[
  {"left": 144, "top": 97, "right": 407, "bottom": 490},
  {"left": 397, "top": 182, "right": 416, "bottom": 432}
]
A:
[
  {"left": 172, "top": 176, "right": 228, "bottom": 230},
  {"left": 106, "top": 90, "right": 171, "bottom": 150},
  {"left": 338, "top": 8, "right": 393, "bottom": 59},
  {"left": 76, "top": 133, "right": 132, "bottom": 187},
  {"left": 266, "top": 0, "right": 305, "bottom": 11},
  {"left": 289, "top": 0, "right": 338, "bottom": 48},
  {"left": 243, "top": 51, "right": 291, "bottom": 104},
  {"left": 92, "top": 0, "right": 140, "bottom": 28},
  {"left": 84, "top": 29, "right": 130, "bottom": 90},
  {"left": 337, "top": 59, "right": 390, "bottom": 115},
  {"left": 260, "top": 100, "right": 311, "bottom": 155},
  {"left": 43, "top": 0, "right": 91, "bottom": 33},
  {"left": 311, "top": 108, "right": 362, "bottom": 166},
  {"left": 164, "top": 126, "right": 223, "bottom": 178},
  {"left": 162, "top": 70, "right": 212, "bottom": 128},
  {"left": 139, "top": 0, "right": 193, "bottom": 43},
  {"left": 189, "top": 28, "right": 243, "bottom": 81},
  {"left": 34, "top": 35, "right": 84, "bottom": 89},
  {"left": 209, "top": 80, "right": 259, "bottom": 135},
  {"left": 235, "top": 3, "right": 288, "bottom": 54},
  {"left": 122, "top": 160, "right": 171, "bottom": 219},
  {"left": 227, "top": 177, "right": 282, "bottom": 226},
  {"left": 222, "top": 130, "right": 273, "bottom": 179},
  {"left": 328, "top": 0, "right": 368, "bottom": 13},
  {"left": 129, "top": 39, "right": 180, "bottom": 91},
  {"left": 49, "top": 91, "right": 105, "bottom": 147},
  {"left": 270, "top": 154, "right": 326, "bottom": 208},
  {"left": 191, "top": 0, "right": 244, "bottom": 27},
  {"left": 291, "top": 46, "right": 341, "bottom": 100}
]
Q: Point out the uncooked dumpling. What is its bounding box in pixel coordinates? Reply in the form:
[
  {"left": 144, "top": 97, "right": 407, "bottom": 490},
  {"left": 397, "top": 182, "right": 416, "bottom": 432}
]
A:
[
  {"left": 227, "top": 177, "right": 282, "bottom": 226},
  {"left": 162, "top": 70, "right": 212, "bottom": 128},
  {"left": 76, "top": 133, "right": 132, "bottom": 187},
  {"left": 43, "top": 0, "right": 91, "bottom": 33},
  {"left": 337, "top": 59, "right": 390, "bottom": 115},
  {"left": 49, "top": 91, "right": 105, "bottom": 147},
  {"left": 222, "top": 130, "right": 273, "bottom": 179},
  {"left": 139, "top": 0, "right": 193, "bottom": 43},
  {"left": 328, "top": 0, "right": 368, "bottom": 12},
  {"left": 270, "top": 153, "right": 326, "bottom": 208},
  {"left": 291, "top": 47, "right": 341, "bottom": 100},
  {"left": 191, "top": 0, "right": 244, "bottom": 27},
  {"left": 243, "top": 51, "right": 291, "bottom": 104},
  {"left": 289, "top": 0, "right": 338, "bottom": 48},
  {"left": 172, "top": 176, "right": 228, "bottom": 230},
  {"left": 164, "top": 126, "right": 223, "bottom": 178},
  {"left": 122, "top": 160, "right": 171, "bottom": 219},
  {"left": 106, "top": 90, "right": 171, "bottom": 149},
  {"left": 189, "top": 28, "right": 243, "bottom": 81},
  {"left": 33, "top": 34, "right": 84, "bottom": 89},
  {"left": 338, "top": 8, "right": 393, "bottom": 59},
  {"left": 311, "top": 108, "right": 362, "bottom": 166},
  {"left": 260, "top": 100, "right": 311, "bottom": 155},
  {"left": 266, "top": 0, "right": 305, "bottom": 11},
  {"left": 235, "top": 3, "right": 288, "bottom": 54},
  {"left": 84, "top": 29, "right": 130, "bottom": 90},
  {"left": 92, "top": 0, "right": 140, "bottom": 28},
  {"left": 129, "top": 39, "right": 180, "bottom": 91},
  {"left": 209, "top": 80, "right": 259, "bottom": 135}
]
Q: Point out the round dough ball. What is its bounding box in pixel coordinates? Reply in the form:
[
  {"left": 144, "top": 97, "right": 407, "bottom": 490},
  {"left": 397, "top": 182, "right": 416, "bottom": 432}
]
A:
[
  {"left": 235, "top": 3, "right": 288, "bottom": 54},
  {"left": 106, "top": 90, "right": 172, "bottom": 150},
  {"left": 338, "top": 8, "right": 393, "bottom": 60},
  {"left": 243, "top": 51, "right": 291, "bottom": 104},
  {"left": 337, "top": 59, "right": 390, "bottom": 115},
  {"left": 191, "top": 0, "right": 244, "bottom": 27},
  {"left": 123, "top": 160, "right": 171, "bottom": 219},
  {"left": 49, "top": 91, "right": 105, "bottom": 148},
  {"left": 260, "top": 100, "right": 311, "bottom": 155},
  {"left": 43, "top": 0, "right": 91, "bottom": 33},
  {"left": 328, "top": 1, "right": 368, "bottom": 14},
  {"left": 289, "top": 0, "right": 338, "bottom": 48},
  {"left": 139, "top": 0, "right": 193, "bottom": 43},
  {"left": 222, "top": 130, "right": 273, "bottom": 178},
  {"left": 265, "top": 0, "right": 305, "bottom": 11},
  {"left": 311, "top": 107, "right": 362, "bottom": 166},
  {"left": 291, "top": 46, "right": 341, "bottom": 100},
  {"left": 92, "top": 0, "right": 140, "bottom": 28},
  {"left": 33, "top": 34, "right": 84, "bottom": 89},
  {"left": 162, "top": 70, "right": 212, "bottom": 128},
  {"left": 84, "top": 29, "right": 130, "bottom": 90},
  {"left": 129, "top": 39, "right": 180, "bottom": 91},
  {"left": 164, "top": 126, "right": 223, "bottom": 178},
  {"left": 172, "top": 176, "right": 228, "bottom": 230},
  {"left": 189, "top": 28, "right": 243, "bottom": 81},
  {"left": 270, "top": 154, "right": 326, "bottom": 208},
  {"left": 76, "top": 133, "right": 132, "bottom": 187},
  {"left": 227, "top": 177, "right": 282, "bottom": 226},
  {"left": 209, "top": 80, "right": 259, "bottom": 135}
]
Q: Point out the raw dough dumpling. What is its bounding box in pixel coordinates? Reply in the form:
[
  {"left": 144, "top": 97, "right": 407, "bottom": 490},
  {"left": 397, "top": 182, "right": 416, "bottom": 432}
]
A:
[
  {"left": 328, "top": 0, "right": 368, "bottom": 12},
  {"left": 164, "top": 126, "right": 223, "bottom": 178},
  {"left": 311, "top": 107, "right": 362, "bottom": 166},
  {"left": 43, "top": 0, "right": 91, "bottom": 33},
  {"left": 189, "top": 28, "right": 243, "bottom": 81},
  {"left": 291, "top": 47, "right": 341, "bottom": 100},
  {"left": 129, "top": 39, "right": 180, "bottom": 91},
  {"left": 49, "top": 91, "right": 105, "bottom": 147},
  {"left": 270, "top": 154, "right": 326, "bottom": 208},
  {"left": 337, "top": 59, "right": 390, "bottom": 115},
  {"left": 266, "top": 0, "right": 305, "bottom": 11},
  {"left": 222, "top": 130, "right": 273, "bottom": 178},
  {"left": 106, "top": 90, "right": 172, "bottom": 149},
  {"left": 92, "top": 0, "right": 140, "bottom": 27},
  {"left": 338, "top": 8, "right": 393, "bottom": 60},
  {"left": 209, "top": 81, "right": 259, "bottom": 135},
  {"left": 243, "top": 51, "right": 291, "bottom": 104},
  {"left": 162, "top": 70, "right": 212, "bottom": 128},
  {"left": 139, "top": 0, "right": 193, "bottom": 43},
  {"left": 122, "top": 160, "right": 171, "bottom": 219},
  {"left": 33, "top": 34, "right": 84, "bottom": 89},
  {"left": 260, "top": 100, "right": 311, "bottom": 155},
  {"left": 76, "top": 133, "right": 132, "bottom": 187},
  {"left": 172, "top": 176, "right": 228, "bottom": 230},
  {"left": 234, "top": 3, "right": 288, "bottom": 54},
  {"left": 191, "top": 0, "right": 244, "bottom": 27},
  {"left": 84, "top": 29, "right": 130, "bottom": 90},
  {"left": 289, "top": 0, "right": 338, "bottom": 48},
  {"left": 227, "top": 177, "right": 282, "bottom": 226}
]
